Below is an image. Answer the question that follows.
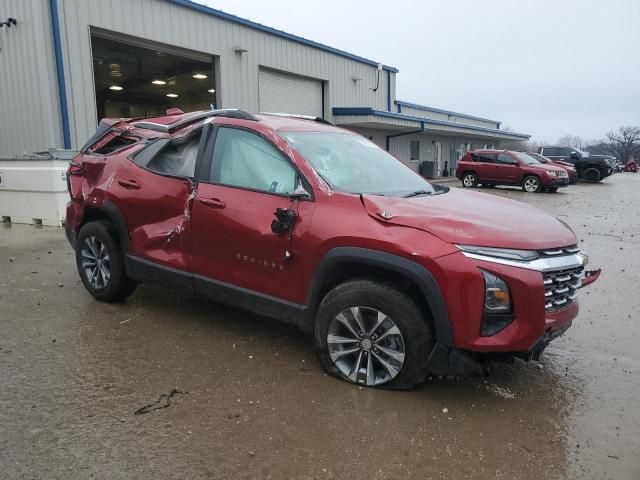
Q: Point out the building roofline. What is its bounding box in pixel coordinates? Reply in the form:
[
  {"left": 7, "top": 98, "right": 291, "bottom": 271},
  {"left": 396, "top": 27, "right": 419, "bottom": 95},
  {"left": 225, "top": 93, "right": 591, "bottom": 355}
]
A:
[
  {"left": 395, "top": 100, "right": 501, "bottom": 125},
  {"left": 333, "top": 107, "right": 530, "bottom": 139},
  {"left": 167, "top": 0, "right": 399, "bottom": 73}
]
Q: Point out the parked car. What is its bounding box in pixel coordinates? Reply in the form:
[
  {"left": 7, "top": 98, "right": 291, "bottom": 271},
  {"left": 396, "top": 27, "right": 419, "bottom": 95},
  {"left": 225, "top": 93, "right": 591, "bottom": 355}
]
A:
[
  {"left": 538, "top": 146, "right": 613, "bottom": 183},
  {"left": 455, "top": 149, "right": 570, "bottom": 192},
  {"left": 65, "top": 109, "right": 600, "bottom": 389},
  {"left": 528, "top": 152, "right": 577, "bottom": 184}
]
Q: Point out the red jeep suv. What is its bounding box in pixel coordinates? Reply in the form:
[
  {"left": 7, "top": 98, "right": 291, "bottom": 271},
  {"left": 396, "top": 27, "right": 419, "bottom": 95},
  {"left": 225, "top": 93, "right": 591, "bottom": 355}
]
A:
[
  {"left": 456, "top": 150, "right": 570, "bottom": 192},
  {"left": 65, "top": 110, "right": 599, "bottom": 389}
]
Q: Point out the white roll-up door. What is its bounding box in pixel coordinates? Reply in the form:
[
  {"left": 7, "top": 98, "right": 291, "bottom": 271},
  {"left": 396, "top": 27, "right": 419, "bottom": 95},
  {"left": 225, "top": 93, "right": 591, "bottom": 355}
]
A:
[{"left": 258, "top": 68, "right": 323, "bottom": 117}]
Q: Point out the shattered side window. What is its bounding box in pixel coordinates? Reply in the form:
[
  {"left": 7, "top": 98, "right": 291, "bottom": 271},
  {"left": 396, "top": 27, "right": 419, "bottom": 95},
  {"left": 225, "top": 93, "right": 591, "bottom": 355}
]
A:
[{"left": 132, "top": 133, "right": 201, "bottom": 178}]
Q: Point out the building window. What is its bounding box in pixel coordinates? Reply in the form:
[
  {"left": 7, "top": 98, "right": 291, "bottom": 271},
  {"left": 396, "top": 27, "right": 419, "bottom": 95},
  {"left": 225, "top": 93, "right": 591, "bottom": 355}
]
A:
[{"left": 410, "top": 140, "right": 420, "bottom": 162}]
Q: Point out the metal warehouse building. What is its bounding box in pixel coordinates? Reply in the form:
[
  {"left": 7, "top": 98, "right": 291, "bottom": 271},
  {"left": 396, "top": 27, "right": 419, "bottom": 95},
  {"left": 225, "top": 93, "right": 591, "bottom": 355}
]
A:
[{"left": 0, "top": 0, "right": 529, "bottom": 177}]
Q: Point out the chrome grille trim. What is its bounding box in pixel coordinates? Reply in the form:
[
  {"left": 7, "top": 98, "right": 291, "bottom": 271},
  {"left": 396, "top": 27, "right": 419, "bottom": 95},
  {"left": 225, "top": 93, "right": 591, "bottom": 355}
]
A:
[
  {"left": 543, "top": 265, "right": 584, "bottom": 312},
  {"left": 460, "top": 251, "right": 584, "bottom": 272}
]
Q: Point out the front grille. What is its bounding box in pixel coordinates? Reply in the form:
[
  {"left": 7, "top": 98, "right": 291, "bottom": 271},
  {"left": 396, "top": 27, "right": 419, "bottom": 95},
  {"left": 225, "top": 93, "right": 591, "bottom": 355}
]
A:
[{"left": 543, "top": 265, "right": 583, "bottom": 311}]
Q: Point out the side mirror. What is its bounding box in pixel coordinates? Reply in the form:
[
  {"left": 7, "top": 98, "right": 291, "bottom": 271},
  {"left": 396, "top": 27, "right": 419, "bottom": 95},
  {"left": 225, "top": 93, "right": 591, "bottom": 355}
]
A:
[
  {"left": 288, "top": 177, "right": 312, "bottom": 200},
  {"left": 570, "top": 152, "right": 580, "bottom": 159}
]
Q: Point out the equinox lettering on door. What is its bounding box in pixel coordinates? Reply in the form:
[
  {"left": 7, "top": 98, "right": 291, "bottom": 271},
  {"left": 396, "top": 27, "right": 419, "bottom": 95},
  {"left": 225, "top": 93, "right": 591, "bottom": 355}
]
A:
[{"left": 236, "top": 253, "right": 285, "bottom": 271}]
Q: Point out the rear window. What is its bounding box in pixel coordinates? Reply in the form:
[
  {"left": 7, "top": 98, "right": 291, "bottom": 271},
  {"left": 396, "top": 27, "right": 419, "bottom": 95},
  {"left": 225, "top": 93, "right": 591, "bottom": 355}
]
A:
[
  {"left": 471, "top": 152, "right": 497, "bottom": 163},
  {"left": 132, "top": 131, "right": 201, "bottom": 178}
]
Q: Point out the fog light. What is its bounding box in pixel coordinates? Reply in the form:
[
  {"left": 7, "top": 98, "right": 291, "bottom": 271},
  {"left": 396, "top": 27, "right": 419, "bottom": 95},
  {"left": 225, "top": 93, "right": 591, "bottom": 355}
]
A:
[{"left": 480, "top": 270, "right": 514, "bottom": 336}]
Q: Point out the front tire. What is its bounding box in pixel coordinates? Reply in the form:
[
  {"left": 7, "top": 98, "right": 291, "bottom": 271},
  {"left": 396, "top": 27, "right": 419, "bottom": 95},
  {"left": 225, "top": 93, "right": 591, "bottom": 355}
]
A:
[
  {"left": 522, "top": 175, "right": 542, "bottom": 193},
  {"left": 462, "top": 172, "right": 478, "bottom": 188},
  {"left": 583, "top": 167, "right": 601, "bottom": 183},
  {"left": 314, "top": 280, "right": 434, "bottom": 389},
  {"left": 76, "top": 220, "right": 137, "bottom": 302}
]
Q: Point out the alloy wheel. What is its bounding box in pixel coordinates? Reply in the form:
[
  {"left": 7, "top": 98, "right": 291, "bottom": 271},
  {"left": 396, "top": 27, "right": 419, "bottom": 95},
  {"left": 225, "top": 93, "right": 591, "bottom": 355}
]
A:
[
  {"left": 523, "top": 177, "right": 540, "bottom": 192},
  {"left": 80, "top": 236, "right": 111, "bottom": 290},
  {"left": 463, "top": 174, "right": 475, "bottom": 187},
  {"left": 327, "top": 306, "right": 406, "bottom": 386}
]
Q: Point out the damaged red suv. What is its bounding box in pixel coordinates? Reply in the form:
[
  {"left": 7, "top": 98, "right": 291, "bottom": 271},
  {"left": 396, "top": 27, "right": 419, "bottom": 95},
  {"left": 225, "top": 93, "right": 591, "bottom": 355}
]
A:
[{"left": 66, "top": 109, "right": 600, "bottom": 389}]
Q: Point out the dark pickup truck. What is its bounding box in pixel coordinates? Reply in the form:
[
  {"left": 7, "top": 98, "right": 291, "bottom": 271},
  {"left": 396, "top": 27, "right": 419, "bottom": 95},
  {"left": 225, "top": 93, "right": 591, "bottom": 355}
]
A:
[{"left": 538, "top": 146, "right": 614, "bottom": 183}]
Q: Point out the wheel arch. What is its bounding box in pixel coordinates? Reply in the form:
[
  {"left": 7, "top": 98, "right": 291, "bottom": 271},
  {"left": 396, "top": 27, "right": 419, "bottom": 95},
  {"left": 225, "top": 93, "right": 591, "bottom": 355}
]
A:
[
  {"left": 306, "top": 247, "right": 453, "bottom": 346},
  {"left": 79, "top": 201, "right": 130, "bottom": 255}
]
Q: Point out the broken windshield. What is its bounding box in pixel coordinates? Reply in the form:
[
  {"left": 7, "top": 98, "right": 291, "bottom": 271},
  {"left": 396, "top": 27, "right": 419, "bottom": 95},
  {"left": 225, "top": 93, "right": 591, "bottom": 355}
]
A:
[{"left": 281, "top": 132, "right": 435, "bottom": 197}]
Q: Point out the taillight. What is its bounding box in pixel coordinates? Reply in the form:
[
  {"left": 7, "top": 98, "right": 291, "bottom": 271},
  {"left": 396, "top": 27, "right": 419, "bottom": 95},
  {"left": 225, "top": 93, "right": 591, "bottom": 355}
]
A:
[{"left": 67, "top": 161, "right": 84, "bottom": 194}]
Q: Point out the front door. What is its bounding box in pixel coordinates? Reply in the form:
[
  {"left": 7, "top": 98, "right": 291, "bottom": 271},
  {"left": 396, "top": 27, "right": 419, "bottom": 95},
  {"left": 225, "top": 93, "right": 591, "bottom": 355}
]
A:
[
  {"left": 494, "top": 152, "right": 521, "bottom": 184},
  {"left": 191, "top": 125, "right": 315, "bottom": 305}
]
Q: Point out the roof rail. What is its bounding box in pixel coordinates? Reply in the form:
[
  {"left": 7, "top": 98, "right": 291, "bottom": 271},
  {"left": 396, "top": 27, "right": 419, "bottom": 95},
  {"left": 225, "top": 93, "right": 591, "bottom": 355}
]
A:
[
  {"left": 260, "top": 112, "right": 335, "bottom": 126},
  {"left": 133, "top": 109, "right": 258, "bottom": 133}
]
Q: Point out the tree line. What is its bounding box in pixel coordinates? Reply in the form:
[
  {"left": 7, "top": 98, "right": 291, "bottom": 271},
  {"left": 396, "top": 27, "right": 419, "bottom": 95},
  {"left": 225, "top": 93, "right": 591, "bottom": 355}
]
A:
[{"left": 501, "top": 126, "right": 640, "bottom": 162}]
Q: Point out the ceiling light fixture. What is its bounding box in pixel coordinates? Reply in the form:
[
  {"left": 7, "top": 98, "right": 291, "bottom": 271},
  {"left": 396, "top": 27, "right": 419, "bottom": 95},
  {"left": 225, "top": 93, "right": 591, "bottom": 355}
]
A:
[
  {"left": 152, "top": 80, "right": 166, "bottom": 85},
  {"left": 109, "top": 85, "right": 123, "bottom": 91},
  {"left": 166, "top": 93, "right": 179, "bottom": 98},
  {"left": 192, "top": 74, "right": 208, "bottom": 79},
  {"left": 208, "top": 88, "right": 215, "bottom": 93}
]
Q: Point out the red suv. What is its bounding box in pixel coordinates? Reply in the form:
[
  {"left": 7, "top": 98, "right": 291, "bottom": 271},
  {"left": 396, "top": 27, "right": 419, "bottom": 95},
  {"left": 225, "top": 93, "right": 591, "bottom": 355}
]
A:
[
  {"left": 65, "top": 110, "right": 599, "bottom": 389},
  {"left": 456, "top": 150, "right": 570, "bottom": 192},
  {"left": 527, "top": 152, "right": 578, "bottom": 184}
]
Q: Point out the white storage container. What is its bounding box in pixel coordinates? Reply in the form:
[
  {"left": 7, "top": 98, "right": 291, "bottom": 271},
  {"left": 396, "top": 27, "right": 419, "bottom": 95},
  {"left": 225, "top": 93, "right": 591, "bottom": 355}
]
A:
[{"left": 0, "top": 150, "right": 77, "bottom": 227}]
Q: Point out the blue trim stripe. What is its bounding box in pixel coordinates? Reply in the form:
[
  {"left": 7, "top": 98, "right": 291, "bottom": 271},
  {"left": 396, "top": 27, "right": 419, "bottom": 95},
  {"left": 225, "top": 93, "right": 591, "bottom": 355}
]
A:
[
  {"left": 49, "top": 0, "right": 71, "bottom": 149},
  {"left": 333, "top": 107, "right": 530, "bottom": 139},
  {"left": 168, "top": 0, "right": 399, "bottom": 73},
  {"left": 395, "top": 100, "right": 501, "bottom": 126}
]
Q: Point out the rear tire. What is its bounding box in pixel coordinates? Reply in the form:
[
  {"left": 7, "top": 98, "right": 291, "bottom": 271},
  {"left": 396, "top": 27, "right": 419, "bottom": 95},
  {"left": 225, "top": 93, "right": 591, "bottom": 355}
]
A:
[
  {"left": 314, "top": 279, "right": 434, "bottom": 390},
  {"left": 583, "top": 167, "right": 601, "bottom": 183},
  {"left": 75, "top": 220, "right": 137, "bottom": 302},
  {"left": 462, "top": 172, "right": 478, "bottom": 188},
  {"left": 522, "top": 175, "right": 542, "bottom": 193}
]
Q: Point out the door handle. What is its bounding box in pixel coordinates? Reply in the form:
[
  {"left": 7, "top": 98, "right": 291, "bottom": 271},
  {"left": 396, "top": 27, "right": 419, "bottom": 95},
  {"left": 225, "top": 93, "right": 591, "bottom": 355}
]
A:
[
  {"left": 198, "top": 197, "right": 226, "bottom": 209},
  {"left": 117, "top": 178, "right": 141, "bottom": 189}
]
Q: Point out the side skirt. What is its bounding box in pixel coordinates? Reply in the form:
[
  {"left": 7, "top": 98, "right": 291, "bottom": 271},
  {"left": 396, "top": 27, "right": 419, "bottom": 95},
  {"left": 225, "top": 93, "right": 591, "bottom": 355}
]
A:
[{"left": 126, "top": 255, "right": 307, "bottom": 328}]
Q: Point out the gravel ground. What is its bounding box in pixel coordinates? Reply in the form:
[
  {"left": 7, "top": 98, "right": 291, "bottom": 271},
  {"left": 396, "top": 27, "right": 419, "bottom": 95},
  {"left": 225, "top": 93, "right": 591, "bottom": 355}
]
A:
[{"left": 1, "top": 173, "right": 638, "bottom": 479}]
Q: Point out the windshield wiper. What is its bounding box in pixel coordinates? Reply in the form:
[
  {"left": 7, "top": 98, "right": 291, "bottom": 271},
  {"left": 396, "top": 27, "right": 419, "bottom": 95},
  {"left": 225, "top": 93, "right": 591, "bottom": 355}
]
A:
[{"left": 403, "top": 190, "right": 433, "bottom": 198}]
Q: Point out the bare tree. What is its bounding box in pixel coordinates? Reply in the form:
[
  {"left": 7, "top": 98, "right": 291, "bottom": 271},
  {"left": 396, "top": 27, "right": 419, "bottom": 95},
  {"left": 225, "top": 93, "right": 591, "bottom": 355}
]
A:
[
  {"left": 605, "top": 126, "right": 640, "bottom": 161},
  {"left": 557, "top": 134, "right": 584, "bottom": 149}
]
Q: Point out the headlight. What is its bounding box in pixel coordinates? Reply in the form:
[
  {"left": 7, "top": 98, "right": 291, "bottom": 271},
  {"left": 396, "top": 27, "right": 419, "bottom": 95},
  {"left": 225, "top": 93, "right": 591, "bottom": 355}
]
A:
[
  {"left": 481, "top": 270, "right": 512, "bottom": 314},
  {"left": 456, "top": 244, "right": 539, "bottom": 262}
]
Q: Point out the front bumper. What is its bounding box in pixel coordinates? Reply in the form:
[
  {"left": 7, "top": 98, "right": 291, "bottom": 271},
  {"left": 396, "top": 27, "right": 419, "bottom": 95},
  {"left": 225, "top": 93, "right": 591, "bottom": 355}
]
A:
[{"left": 432, "top": 250, "right": 596, "bottom": 354}]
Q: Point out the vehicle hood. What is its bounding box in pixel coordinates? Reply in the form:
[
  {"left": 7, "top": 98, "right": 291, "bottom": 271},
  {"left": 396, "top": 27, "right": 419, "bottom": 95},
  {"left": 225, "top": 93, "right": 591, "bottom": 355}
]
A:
[
  {"left": 361, "top": 188, "right": 576, "bottom": 250},
  {"left": 527, "top": 163, "right": 565, "bottom": 173}
]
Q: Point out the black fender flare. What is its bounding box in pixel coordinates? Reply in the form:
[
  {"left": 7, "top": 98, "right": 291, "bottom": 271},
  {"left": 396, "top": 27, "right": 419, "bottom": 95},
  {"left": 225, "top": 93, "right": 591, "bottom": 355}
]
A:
[
  {"left": 306, "top": 247, "right": 454, "bottom": 346},
  {"left": 79, "top": 201, "right": 130, "bottom": 255}
]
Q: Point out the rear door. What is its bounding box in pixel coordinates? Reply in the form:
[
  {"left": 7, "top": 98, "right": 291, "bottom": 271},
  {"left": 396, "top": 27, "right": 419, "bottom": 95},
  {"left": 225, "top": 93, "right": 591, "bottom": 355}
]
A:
[
  {"left": 190, "top": 124, "right": 315, "bottom": 306},
  {"left": 472, "top": 152, "right": 497, "bottom": 181},
  {"left": 107, "top": 133, "right": 200, "bottom": 273}
]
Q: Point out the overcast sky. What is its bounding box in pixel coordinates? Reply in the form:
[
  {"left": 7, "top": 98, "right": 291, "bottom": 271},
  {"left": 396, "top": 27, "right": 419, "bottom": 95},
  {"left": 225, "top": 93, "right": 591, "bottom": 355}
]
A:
[{"left": 203, "top": 0, "right": 639, "bottom": 143}]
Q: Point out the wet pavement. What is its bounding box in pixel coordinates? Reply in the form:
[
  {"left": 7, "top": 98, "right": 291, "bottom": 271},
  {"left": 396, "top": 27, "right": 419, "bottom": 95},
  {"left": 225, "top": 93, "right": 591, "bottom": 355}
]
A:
[{"left": 1, "top": 174, "right": 638, "bottom": 479}]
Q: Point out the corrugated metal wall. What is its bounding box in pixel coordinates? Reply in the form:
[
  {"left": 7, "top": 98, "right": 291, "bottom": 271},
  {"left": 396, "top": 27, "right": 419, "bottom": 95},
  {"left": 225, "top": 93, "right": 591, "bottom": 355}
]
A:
[
  {"left": 53, "top": 0, "right": 394, "bottom": 149},
  {"left": 0, "top": 0, "right": 62, "bottom": 157}
]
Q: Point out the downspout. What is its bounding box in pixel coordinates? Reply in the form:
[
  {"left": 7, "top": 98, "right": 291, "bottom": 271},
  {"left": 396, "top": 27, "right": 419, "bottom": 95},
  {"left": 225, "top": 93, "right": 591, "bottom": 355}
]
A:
[
  {"left": 386, "top": 69, "right": 391, "bottom": 112},
  {"left": 385, "top": 121, "right": 425, "bottom": 151},
  {"left": 49, "top": 0, "right": 71, "bottom": 149}
]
